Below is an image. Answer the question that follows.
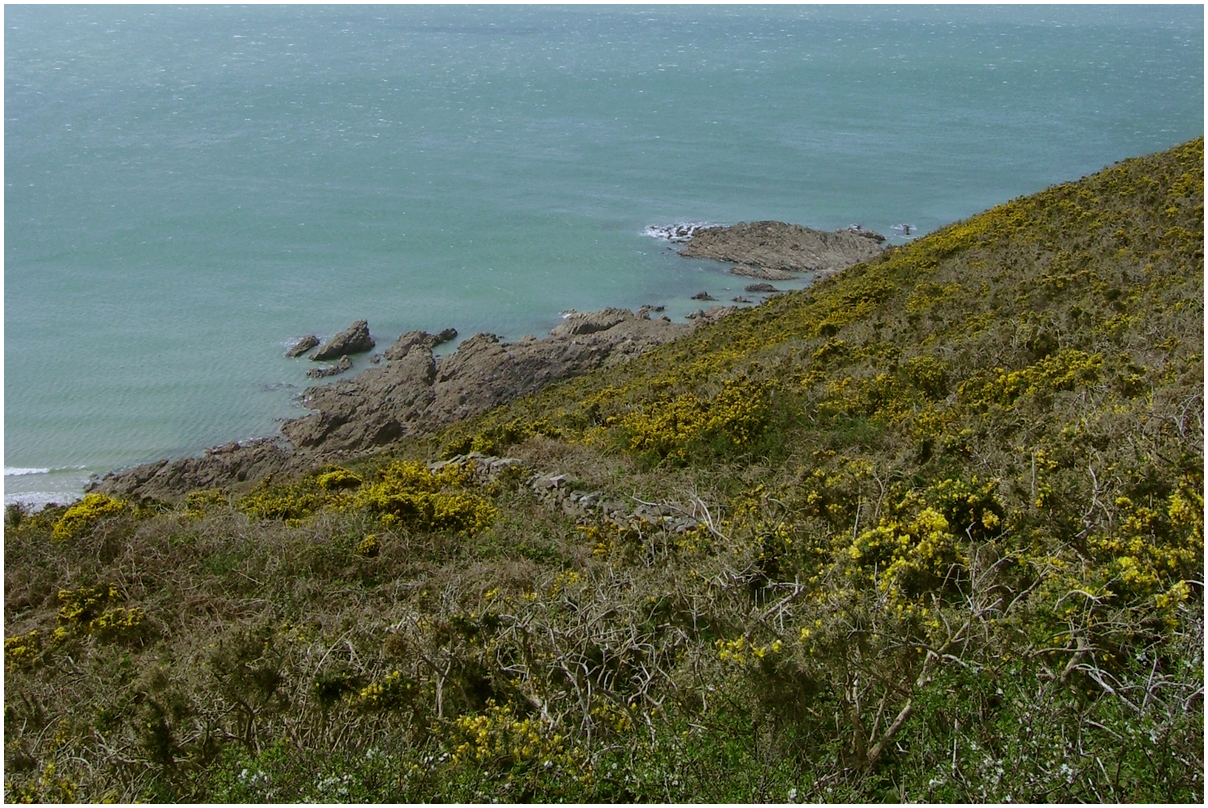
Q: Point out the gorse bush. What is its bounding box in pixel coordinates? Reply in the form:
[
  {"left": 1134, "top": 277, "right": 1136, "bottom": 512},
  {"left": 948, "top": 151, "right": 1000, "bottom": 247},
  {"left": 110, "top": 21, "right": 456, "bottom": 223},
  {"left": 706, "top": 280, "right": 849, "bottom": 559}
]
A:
[
  {"left": 51, "top": 493, "right": 128, "bottom": 542},
  {"left": 4, "top": 140, "right": 1202, "bottom": 802}
]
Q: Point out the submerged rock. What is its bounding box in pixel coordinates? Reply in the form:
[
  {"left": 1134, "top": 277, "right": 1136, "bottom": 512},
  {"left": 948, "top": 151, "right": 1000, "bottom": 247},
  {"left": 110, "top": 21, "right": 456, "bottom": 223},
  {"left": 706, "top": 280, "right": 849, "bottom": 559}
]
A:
[{"left": 312, "top": 320, "right": 375, "bottom": 361}]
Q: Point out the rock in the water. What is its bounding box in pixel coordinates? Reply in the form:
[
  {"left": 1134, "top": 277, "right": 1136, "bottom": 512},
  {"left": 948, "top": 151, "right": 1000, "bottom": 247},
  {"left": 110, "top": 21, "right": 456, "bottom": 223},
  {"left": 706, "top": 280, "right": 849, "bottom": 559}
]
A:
[
  {"left": 286, "top": 334, "right": 320, "bottom": 358},
  {"left": 637, "top": 304, "right": 665, "bottom": 319},
  {"left": 745, "top": 282, "right": 781, "bottom": 293},
  {"left": 306, "top": 355, "right": 353, "bottom": 379},
  {"left": 680, "top": 220, "right": 885, "bottom": 274},
  {"left": 312, "top": 320, "right": 375, "bottom": 361},
  {"left": 690, "top": 291, "right": 716, "bottom": 301}
]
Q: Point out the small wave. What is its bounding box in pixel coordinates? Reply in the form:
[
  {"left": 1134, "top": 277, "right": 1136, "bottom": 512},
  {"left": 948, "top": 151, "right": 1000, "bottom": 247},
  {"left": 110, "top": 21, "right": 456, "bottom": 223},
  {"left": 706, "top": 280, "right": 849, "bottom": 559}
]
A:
[
  {"left": 5, "top": 465, "right": 87, "bottom": 477},
  {"left": 643, "top": 222, "right": 712, "bottom": 243},
  {"left": 6, "top": 467, "right": 50, "bottom": 477}
]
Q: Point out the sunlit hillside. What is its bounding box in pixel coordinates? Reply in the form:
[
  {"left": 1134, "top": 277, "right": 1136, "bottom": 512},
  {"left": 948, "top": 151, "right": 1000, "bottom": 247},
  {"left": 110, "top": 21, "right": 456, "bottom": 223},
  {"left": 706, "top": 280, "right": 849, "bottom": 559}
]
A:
[{"left": 5, "top": 139, "right": 1202, "bottom": 803}]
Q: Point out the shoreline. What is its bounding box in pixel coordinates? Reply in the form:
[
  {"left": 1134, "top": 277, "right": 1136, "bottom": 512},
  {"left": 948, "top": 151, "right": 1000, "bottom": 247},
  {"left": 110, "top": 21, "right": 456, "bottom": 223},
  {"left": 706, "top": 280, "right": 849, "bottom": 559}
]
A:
[{"left": 13, "top": 221, "right": 886, "bottom": 509}]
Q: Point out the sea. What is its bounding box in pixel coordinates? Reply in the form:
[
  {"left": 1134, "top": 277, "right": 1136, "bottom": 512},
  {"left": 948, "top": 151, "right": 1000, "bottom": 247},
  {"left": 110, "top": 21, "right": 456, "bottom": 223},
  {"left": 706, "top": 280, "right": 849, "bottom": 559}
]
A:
[{"left": 4, "top": 4, "right": 1203, "bottom": 509}]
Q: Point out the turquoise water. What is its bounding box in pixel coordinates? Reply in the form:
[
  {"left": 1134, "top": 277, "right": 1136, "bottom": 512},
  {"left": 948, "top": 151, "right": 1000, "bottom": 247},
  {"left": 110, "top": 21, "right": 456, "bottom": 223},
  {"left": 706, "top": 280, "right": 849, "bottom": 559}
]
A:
[{"left": 5, "top": 5, "right": 1203, "bottom": 507}]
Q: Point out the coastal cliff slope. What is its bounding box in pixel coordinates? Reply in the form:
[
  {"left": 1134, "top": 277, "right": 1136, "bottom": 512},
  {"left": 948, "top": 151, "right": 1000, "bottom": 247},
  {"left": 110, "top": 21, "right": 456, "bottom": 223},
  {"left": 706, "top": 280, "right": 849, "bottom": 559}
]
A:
[{"left": 5, "top": 140, "right": 1202, "bottom": 803}]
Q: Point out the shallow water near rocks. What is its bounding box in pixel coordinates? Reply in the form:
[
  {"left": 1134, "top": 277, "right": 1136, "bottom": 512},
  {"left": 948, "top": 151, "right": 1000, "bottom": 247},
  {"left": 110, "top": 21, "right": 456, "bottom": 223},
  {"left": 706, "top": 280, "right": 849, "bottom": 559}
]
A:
[{"left": 5, "top": 5, "right": 1203, "bottom": 507}]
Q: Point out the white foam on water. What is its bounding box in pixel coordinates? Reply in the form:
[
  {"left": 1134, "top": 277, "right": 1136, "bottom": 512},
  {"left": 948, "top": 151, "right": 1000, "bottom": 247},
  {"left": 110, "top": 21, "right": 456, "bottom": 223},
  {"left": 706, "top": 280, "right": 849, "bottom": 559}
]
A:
[
  {"left": 643, "top": 222, "right": 714, "bottom": 243},
  {"left": 4, "top": 465, "right": 85, "bottom": 477},
  {"left": 4, "top": 490, "right": 83, "bottom": 512}
]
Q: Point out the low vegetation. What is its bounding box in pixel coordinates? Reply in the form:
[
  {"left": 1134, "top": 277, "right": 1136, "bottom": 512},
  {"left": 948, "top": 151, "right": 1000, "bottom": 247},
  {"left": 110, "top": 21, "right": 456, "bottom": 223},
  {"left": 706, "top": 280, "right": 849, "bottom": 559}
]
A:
[{"left": 5, "top": 139, "right": 1203, "bottom": 802}]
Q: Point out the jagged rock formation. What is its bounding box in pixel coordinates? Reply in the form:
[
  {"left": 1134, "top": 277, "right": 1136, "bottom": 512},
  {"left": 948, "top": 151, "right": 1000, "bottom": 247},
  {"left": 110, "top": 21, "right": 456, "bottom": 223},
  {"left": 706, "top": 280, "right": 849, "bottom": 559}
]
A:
[
  {"left": 89, "top": 309, "right": 690, "bottom": 500},
  {"left": 383, "top": 328, "right": 458, "bottom": 360},
  {"left": 283, "top": 310, "right": 689, "bottom": 455},
  {"left": 285, "top": 334, "right": 320, "bottom": 358},
  {"left": 312, "top": 320, "right": 375, "bottom": 361},
  {"left": 306, "top": 355, "right": 353, "bottom": 379},
  {"left": 680, "top": 220, "right": 884, "bottom": 274}
]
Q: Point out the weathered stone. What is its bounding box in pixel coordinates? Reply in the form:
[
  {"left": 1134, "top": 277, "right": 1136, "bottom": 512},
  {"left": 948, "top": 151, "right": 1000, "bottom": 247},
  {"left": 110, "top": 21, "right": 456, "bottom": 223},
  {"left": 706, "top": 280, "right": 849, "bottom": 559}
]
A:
[
  {"left": 681, "top": 220, "right": 885, "bottom": 273},
  {"left": 306, "top": 355, "right": 353, "bottom": 379},
  {"left": 384, "top": 327, "right": 459, "bottom": 361},
  {"left": 312, "top": 320, "right": 375, "bottom": 361},
  {"left": 745, "top": 283, "right": 780, "bottom": 293}
]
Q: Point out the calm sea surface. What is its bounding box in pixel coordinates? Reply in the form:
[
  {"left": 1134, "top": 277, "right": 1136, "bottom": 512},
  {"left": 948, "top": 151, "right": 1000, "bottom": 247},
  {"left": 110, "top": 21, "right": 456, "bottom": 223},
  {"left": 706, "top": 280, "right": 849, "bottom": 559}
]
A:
[{"left": 5, "top": 5, "right": 1203, "bottom": 507}]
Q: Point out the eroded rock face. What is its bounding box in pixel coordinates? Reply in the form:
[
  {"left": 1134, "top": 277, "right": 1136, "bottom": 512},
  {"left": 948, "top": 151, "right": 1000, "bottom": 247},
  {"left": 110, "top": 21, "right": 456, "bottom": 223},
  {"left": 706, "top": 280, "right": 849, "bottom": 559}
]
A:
[
  {"left": 383, "top": 328, "right": 458, "bottom": 360},
  {"left": 87, "top": 438, "right": 295, "bottom": 502},
  {"left": 306, "top": 355, "right": 353, "bottom": 379},
  {"left": 680, "top": 221, "right": 884, "bottom": 273},
  {"left": 289, "top": 311, "right": 691, "bottom": 455},
  {"left": 282, "top": 345, "right": 439, "bottom": 451},
  {"left": 549, "top": 308, "right": 634, "bottom": 337},
  {"left": 312, "top": 320, "right": 375, "bottom": 361}
]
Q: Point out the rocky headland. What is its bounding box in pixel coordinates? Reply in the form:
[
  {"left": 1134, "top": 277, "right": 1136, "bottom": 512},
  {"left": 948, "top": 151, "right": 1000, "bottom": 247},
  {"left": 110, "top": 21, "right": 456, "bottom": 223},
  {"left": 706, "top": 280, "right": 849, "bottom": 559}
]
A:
[{"left": 87, "top": 221, "right": 883, "bottom": 501}]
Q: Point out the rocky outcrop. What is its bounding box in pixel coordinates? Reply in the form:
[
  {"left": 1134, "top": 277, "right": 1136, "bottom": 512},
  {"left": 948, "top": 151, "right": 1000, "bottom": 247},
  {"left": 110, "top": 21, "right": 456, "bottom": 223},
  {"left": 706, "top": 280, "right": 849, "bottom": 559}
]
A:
[
  {"left": 286, "top": 335, "right": 320, "bottom": 358},
  {"left": 284, "top": 309, "right": 690, "bottom": 456},
  {"left": 306, "top": 355, "right": 353, "bottom": 379},
  {"left": 686, "top": 305, "right": 739, "bottom": 322},
  {"left": 680, "top": 221, "right": 884, "bottom": 274},
  {"left": 282, "top": 345, "right": 440, "bottom": 452},
  {"left": 91, "top": 308, "right": 693, "bottom": 500},
  {"left": 88, "top": 438, "right": 297, "bottom": 502},
  {"left": 383, "top": 328, "right": 458, "bottom": 361},
  {"left": 312, "top": 320, "right": 375, "bottom": 361},
  {"left": 549, "top": 308, "right": 633, "bottom": 337}
]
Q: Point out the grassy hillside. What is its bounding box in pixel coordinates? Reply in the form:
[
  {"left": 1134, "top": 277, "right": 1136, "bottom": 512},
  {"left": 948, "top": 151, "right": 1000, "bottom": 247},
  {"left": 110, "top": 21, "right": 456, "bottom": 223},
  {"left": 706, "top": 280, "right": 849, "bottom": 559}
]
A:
[{"left": 5, "top": 139, "right": 1203, "bottom": 803}]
